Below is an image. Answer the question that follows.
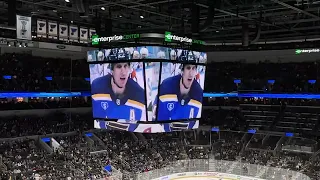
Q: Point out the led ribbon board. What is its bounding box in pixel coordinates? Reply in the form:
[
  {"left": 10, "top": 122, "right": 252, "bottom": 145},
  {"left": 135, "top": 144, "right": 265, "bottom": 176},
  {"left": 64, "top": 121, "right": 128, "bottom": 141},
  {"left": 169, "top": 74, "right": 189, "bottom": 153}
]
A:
[{"left": 91, "top": 32, "right": 205, "bottom": 45}]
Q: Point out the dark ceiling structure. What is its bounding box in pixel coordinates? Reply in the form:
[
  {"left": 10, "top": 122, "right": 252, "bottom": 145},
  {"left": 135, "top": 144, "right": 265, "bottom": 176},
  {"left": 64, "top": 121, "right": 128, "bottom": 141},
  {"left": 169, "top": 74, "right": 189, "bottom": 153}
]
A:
[{"left": 1, "top": 0, "right": 320, "bottom": 44}]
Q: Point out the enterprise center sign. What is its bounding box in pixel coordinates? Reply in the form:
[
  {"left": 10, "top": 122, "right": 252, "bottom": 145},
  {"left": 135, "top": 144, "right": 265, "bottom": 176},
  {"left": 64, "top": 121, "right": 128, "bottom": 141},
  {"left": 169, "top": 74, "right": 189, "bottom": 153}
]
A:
[
  {"left": 295, "top": 48, "right": 320, "bottom": 55},
  {"left": 91, "top": 32, "right": 205, "bottom": 45},
  {"left": 165, "top": 31, "right": 205, "bottom": 45},
  {"left": 92, "top": 34, "right": 140, "bottom": 45}
]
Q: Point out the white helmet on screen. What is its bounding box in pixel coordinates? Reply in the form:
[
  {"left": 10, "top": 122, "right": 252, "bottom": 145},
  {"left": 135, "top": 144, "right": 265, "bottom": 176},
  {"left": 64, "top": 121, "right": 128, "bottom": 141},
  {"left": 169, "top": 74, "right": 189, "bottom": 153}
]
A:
[
  {"left": 124, "top": 47, "right": 130, "bottom": 53},
  {"left": 133, "top": 50, "right": 140, "bottom": 59},
  {"left": 157, "top": 51, "right": 165, "bottom": 59},
  {"left": 87, "top": 54, "right": 93, "bottom": 61},
  {"left": 140, "top": 47, "right": 149, "bottom": 59},
  {"left": 97, "top": 51, "right": 104, "bottom": 61},
  {"left": 199, "top": 56, "right": 205, "bottom": 63},
  {"left": 104, "top": 49, "right": 111, "bottom": 57},
  {"left": 194, "top": 51, "right": 200, "bottom": 59},
  {"left": 170, "top": 50, "right": 177, "bottom": 60}
]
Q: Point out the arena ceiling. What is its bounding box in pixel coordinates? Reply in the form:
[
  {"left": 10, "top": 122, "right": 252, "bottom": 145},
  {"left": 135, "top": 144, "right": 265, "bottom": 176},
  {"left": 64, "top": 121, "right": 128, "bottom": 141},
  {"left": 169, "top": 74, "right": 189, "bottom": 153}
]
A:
[{"left": 1, "top": 0, "right": 320, "bottom": 44}]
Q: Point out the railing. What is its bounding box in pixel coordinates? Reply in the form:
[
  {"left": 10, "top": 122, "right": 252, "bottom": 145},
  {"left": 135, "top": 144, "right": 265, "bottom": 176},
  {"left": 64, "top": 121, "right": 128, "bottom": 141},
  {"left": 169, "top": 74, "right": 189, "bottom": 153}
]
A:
[{"left": 135, "top": 159, "right": 311, "bottom": 180}]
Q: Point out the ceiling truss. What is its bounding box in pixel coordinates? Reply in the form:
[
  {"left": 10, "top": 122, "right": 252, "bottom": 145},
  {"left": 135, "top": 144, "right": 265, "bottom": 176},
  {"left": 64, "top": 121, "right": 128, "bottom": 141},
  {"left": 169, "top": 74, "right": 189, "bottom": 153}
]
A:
[{"left": 0, "top": 0, "right": 320, "bottom": 43}]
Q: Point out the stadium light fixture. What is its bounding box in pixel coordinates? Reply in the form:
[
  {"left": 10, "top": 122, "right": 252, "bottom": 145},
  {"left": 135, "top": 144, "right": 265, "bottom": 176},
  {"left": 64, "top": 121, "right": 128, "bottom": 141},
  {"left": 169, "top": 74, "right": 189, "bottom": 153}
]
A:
[
  {"left": 101, "top": 7, "right": 105, "bottom": 10},
  {"left": 140, "top": 15, "right": 144, "bottom": 19},
  {"left": 65, "top": 0, "right": 70, "bottom": 2}
]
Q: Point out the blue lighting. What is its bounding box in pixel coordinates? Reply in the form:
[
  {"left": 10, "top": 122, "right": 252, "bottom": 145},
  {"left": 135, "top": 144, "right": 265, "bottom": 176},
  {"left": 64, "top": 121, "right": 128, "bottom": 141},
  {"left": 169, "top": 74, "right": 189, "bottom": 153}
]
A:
[
  {"left": 85, "top": 78, "right": 90, "bottom": 82},
  {"left": 81, "top": 91, "right": 91, "bottom": 96},
  {"left": 3, "top": 75, "right": 11, "bottom": 80},
  {"left": 308, "top": 80, "right": 316, "bottom": 84},
  {"left": 41, "top": 137, "right": 50, "bottom": 143},
  {"left": 45, "top": 76, "right": 53, "bottom": 81},
  {"left": 211, "top": 127, "right": 220, "bottom": 132},
  {"left": 0, "top": 92, "right": 81, "bottom": 98},
  {"left": 203, "top": 92, "right": 238, "bottom": 98},
  {"left": 1, "top": 91, "right": 320, "bottom": 99},
  {"left": 248, "top": 129, "right": 256, "bottom": 134},
  {"left": 104, "top": 165, "right": 112, "bottom": 173},
  {"left": 85, "top": 132, "right": 93, "bottom": 137},
  {"left": 234, "top": 79, "right": 241, "bottom": 84},
  {"left": 238, "top": 93, "right": 320, "bottom": 99},
  {"left": 268, "top": 80, "right": 275, "bottom": 84},
  {"left": 285, "top": 132, "right": 294, "bottom": 137}
]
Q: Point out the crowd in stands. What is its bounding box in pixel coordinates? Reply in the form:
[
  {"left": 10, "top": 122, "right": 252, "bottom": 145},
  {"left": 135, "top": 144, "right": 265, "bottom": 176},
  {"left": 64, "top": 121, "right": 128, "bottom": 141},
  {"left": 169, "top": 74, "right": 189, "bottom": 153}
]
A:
[
  {"left": 0, "top": 52, "right": 320, "bottom": 180},
  {"left": 0, "top": 110, "right": 318, "bottom": 179},
  {"left": 0, "top": 53, "right": 89, "bottom": 92},
  {"left": 0, "top": 53, "right": 319, "bottom": 93},
  {"left": 205, "top": 61, "right": 320, "bottom": 93},
  {"left": 0, "top": 97, "right": 91, "bottom": 110}
]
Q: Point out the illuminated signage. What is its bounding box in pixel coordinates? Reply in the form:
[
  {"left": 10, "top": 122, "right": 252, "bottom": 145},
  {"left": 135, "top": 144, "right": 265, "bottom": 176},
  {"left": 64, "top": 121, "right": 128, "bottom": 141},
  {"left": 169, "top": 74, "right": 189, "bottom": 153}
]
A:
[
  {"left": 295, "top": 48, "right": 320, "bottom": 54},
  {"left": 165, "top": 31, "right": 205, "bottom": 45},
  {"left": 92, "top": 34, "right": 140, "bottom": 45}
]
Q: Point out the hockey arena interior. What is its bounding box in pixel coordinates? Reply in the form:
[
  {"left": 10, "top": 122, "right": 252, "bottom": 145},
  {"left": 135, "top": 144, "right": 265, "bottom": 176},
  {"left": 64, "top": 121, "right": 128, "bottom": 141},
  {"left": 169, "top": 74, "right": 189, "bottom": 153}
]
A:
[{"left": 1, "top": 0, "right": 320, "bottom": 179}]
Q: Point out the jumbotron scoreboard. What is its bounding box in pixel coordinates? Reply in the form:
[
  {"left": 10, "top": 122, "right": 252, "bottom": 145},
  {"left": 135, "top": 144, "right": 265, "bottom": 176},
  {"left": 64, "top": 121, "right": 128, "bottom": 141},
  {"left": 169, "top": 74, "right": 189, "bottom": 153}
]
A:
[{"left": 87, "top": 33, "right": 207, "bottom": 133}]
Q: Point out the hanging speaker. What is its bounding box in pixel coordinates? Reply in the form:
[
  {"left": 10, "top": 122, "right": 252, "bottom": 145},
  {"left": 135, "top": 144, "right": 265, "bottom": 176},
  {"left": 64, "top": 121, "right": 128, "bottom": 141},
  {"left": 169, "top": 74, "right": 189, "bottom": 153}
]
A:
[
  {"left": 105, "top": 19, "right": 113, "bottom": 36},
  {"left": 8, "top": 0, "right": 16, "bottom": 26},
  {"left": 191, "top": 3, "right": 199, "bottom": 35}
]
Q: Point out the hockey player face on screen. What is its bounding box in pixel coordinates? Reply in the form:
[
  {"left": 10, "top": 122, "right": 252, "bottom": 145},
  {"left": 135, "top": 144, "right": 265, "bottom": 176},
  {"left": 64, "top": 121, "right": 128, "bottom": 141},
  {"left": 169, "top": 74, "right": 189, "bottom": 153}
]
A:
[
  {"left": 180, "top": 64, "right": 197, "bottom": 94},
  {"left": 111, "top": 63, "right": 130, "bottom": 94}
]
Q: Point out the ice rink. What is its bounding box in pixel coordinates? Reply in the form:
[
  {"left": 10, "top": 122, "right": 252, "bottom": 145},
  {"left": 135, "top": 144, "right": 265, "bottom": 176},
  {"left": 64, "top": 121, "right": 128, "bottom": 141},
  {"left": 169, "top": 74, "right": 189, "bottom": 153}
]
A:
[{"left": 170, "top": 177, "right": 238, "bottom": 180}]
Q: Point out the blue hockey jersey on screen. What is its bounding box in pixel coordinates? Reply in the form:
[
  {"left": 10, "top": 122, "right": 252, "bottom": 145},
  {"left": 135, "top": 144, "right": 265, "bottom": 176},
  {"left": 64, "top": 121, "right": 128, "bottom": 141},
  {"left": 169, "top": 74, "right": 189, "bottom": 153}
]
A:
[
  {"left": 91, "top": 74, "right": 146, "bottom": 121},
  {"left": 156, "top": 75, "right": 203, "bottom": 121}
]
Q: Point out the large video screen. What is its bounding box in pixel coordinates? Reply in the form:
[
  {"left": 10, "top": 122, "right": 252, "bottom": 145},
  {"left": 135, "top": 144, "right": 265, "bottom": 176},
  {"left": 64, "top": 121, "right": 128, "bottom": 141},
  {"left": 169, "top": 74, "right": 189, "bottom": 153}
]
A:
[
  {"left": 90, "top": 62, "right": 147, "bottom": 121},
  {"left": 88, "top": 46, "right": 207, "bottom": 122},
  {"left": 155, "top": 63, "right": 205, "bottom": 121}
]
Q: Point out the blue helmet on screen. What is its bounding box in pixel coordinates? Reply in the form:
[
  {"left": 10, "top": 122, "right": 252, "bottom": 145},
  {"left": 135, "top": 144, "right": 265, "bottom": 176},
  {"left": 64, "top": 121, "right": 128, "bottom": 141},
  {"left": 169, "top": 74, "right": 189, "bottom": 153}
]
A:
[
  {"left": 118, "top": 48, "right": 126, "bottom": 60},
  {"left": 108, "top": 49, "right": 118, "bottom": 60}
]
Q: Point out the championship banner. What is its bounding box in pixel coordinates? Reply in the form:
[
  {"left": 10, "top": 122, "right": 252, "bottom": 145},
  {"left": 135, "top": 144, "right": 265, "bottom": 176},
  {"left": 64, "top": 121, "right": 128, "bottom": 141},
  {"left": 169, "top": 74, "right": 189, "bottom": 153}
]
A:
[
  {"left": 37, "top": 19, "right": 47, "bottom": 38},
  {"left": 16, "top": 15, "right": 31, "bottom": 40},
  {"left": 80, "top": 27, "right": 88, "bottom": 43},
  {"left": 59, "top": 23, "right": 68, "bottom": 41},
  {"left": 48, "top": 21, "right": 58, "bottom": 39},
  {"left": 69, "top": 25, "right": 79, "bottom": 42},
  {"left": 89, "top": 28, "right": 96, "bottom": 40}
]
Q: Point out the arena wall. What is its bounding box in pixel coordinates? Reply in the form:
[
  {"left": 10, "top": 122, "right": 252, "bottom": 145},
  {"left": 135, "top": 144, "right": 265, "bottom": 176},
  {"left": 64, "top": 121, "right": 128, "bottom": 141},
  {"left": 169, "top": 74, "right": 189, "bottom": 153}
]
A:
[{"left": 134, "top": 159, "right": 311, "bottom": 180}]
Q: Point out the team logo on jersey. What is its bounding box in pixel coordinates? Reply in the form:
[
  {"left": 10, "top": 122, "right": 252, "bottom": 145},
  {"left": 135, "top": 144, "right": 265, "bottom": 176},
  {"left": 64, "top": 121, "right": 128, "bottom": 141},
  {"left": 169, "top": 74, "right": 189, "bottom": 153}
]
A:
[
  {"left": 167, "top": 103, "right": 174, "bottom": 111},
  {"left": 116, "top": 99, "right": 120, "bottom": 105},
  {"left": 101, "top": 102, "right": 108, "bottom": 110}
]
